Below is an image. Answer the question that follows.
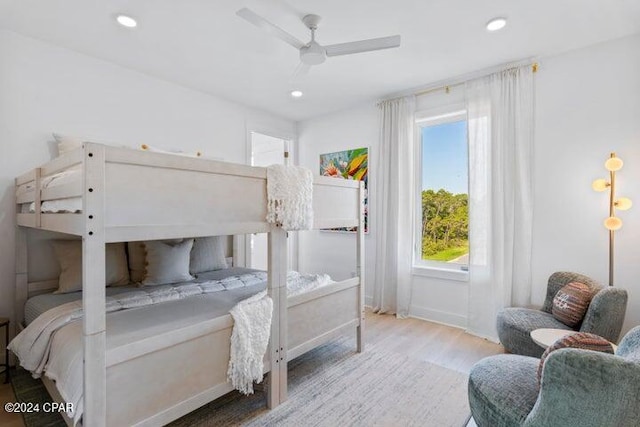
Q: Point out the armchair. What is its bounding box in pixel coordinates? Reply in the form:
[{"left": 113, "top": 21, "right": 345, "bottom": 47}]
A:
[
  {"left": 497, "top": 272, "right": 627, "bottom": 357},
  {"left": 468, "top": 325, "right": 640, "bottom": 427}
]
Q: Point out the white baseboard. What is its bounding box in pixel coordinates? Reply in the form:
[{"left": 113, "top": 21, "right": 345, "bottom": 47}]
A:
[
  {"left": 365, "top": 295, "right": 373, "bottom": 307},
  {"left": 409, "top": 305, "right": 467, "bottom": 329}
]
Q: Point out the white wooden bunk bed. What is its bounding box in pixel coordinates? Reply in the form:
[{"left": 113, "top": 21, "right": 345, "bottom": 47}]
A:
[{"left": 13, "top": 143, "right": 366, "bottom": 427}]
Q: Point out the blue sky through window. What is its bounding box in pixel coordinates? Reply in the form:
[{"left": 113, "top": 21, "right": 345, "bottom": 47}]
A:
[{"left": 421, "top": 120, "right": 468, "bottom": 195}]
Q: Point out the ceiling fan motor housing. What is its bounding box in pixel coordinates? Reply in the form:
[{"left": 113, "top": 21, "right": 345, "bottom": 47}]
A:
[{"left": 301, "top": 41, "right": 326, "bottom": 65}]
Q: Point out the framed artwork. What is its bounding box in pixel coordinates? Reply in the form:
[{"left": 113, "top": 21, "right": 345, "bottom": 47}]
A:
[{"left": 319, "top": 147, "right": 368, "bottom": 233}]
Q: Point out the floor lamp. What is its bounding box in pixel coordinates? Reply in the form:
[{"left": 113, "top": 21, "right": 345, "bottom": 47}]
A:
[{"left": 592, "top": 153, "right": 632, "bottom": 286}]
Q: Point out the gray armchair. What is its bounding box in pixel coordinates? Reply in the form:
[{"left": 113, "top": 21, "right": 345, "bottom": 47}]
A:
[
  {"left": 468, "top": 325, "right": 640, "bottom": 427},
  {"left": 497, "top": 271, "right": 628, "bottom": 357}
]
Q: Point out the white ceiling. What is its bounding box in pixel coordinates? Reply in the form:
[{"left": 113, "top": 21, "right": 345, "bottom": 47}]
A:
[{"left": 1, "top": 0, "right": 639, "bottom": 121}]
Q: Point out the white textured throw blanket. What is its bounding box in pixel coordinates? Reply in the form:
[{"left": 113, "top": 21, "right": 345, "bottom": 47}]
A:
[
  {"left": 266, "top": 164, "right": 313, "bottom": 230},
  {"left": 227, "top": 291, "right": 273, "bottom": 394}
]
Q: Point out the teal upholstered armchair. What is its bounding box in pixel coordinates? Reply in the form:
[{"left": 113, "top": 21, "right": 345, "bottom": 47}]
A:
[
  {"left": 468, "top": 325, "right": 640, "bottom": 427},
  {"left": 497, "top": 271, "right": 628, "bottom": 357}
]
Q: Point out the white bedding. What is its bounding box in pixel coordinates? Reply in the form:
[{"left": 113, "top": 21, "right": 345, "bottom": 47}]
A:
[
  {"left": 16, "top": 165, "right": 81, "bottom": 194},
  {"left": 18, "top": 165, "right": 83, "bottom": 213},
  {"left": 10, "top": 271, "right": 333, "bottom": 424},
  {"left": 28, "top": 198, "right": 82, "bottom": 213}
]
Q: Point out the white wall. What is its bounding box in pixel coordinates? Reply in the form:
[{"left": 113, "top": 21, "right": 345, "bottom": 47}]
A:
[
  {"left": 298, "top": 105, "right": 378, "bottom": 292},
  {"left": 0, "top": 30, "right": 295, "bottom": 341},
  {"left": 532, "top": 33, "right": 640, "bottom": 333},
  {"left": 298, "top": 33, "right": 640, "bottom": 335}
]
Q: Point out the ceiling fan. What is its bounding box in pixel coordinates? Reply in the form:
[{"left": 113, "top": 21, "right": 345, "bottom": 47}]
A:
[{"left": 237, "top": 8, "right": 401, "bottom": 75}]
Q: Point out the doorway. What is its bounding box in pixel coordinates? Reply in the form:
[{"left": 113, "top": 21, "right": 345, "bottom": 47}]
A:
[{"left": 249, "top": 132, "right": 290, "bottom": 270}]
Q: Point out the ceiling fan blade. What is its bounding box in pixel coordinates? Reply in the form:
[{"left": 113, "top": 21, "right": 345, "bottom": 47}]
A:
[
  {"left": 291, "top": 62, "right": 311, "bottom": 81},
  {"left": 237, "top": 8, "right": 305, "bottom": 50},
  {"left": 325, "top": 35, "right": 401, "bottom": 57}
]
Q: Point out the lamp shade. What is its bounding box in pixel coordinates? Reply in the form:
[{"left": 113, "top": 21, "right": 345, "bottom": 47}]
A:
[
  {"left": 605, "top": 157, "right": 624, "bottom": 172},
  {"left": 604, "top": 216, "right": 623, "bottom": 230},
  {"left": 615, "top": 197, "right": 633, "bottom": 211},
  {"left": 592, "top": 179, "right": 609, "bottom": 192}
]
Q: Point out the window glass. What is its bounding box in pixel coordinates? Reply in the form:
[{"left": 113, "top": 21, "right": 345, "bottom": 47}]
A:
[{"left": 418, "top": 118, "right": 469, "bottom": 269}]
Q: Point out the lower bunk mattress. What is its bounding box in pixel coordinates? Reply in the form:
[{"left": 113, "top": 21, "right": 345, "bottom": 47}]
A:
[
  {"left": 13, "top": 267, "right": 336, "bottom": 425},
  {"left": 23, "top": 267, "right": 261, "bottom": 326}
]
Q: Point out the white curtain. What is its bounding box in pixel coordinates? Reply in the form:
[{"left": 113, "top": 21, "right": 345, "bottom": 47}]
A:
[
  {"left": 373, "top": 96, "right": 415, "bottom": 317},
  {"left": 466, "top": 66, "right": 534, "bottom": 340}
]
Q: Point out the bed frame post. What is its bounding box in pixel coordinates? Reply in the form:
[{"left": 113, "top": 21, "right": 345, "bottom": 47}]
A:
[
  {"left": 14, "top": 226, "right": 28, "bottom": 363},
  {"left": 356, "top": 181, "right": 366, "bottom": 353},
  {"left": 34, "top": 168, "right": 42, "bottom": 228},
  {"left": 82, "top": 143, "right": 107, "bottom": 427},
  {"left": 267, "top": 226, "right": 288, "bottom": 408},
  {"left": 232, "top": 235, "right": 245, "bottom": 268}
]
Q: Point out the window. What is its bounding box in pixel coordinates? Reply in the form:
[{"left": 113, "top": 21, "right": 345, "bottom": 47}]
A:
[{"left": 414, "top": 109, "right": 469, "bottom": 278}]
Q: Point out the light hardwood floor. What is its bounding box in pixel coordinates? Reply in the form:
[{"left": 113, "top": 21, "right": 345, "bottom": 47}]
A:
[
  {"left": 0, "top": 310, "right": 503, "bottom": 427},
  {"left": 0, "top": 372, "right": 23, "bottom": 427},
  {"left": 365, "top": 311, "right": 504, "bottom": 373}
]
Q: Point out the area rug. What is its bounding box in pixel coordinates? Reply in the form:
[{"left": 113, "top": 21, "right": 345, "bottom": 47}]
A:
[
  {"left": 10, "top": 367, "right": 66, "bottom": 427},
  {"left": 13, "top": 338, "right": 471, "bottom": 427},
  {"left": 171, "top": 338, "right": 471, "bottom": 427}
]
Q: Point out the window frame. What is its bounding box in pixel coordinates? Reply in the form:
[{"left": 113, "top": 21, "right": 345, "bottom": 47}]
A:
[{"left": 413, "top": 105, "right": 469, "bottom": 282}]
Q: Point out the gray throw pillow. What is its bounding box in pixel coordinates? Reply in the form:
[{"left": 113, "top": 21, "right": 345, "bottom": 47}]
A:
[
  {"left": 142, "top": 239, "right": 194, "bottom": 286},
  {"left": 190, "top": 236, "right": 228, "bottom": 274}
]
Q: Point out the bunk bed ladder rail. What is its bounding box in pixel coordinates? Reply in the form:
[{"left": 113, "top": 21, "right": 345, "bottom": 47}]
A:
[
  {"left": 82, "top": 142, "right": 108, "bottom": 427},
  {"left": 267, "top": 226, "right": 288, "bottom": 407},
  {"left": 357, "top": 181, "right": 365, "bottom": 353}
]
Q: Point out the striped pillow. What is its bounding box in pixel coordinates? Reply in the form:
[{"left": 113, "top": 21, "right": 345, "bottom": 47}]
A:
[
  {"left": 551, "top": 282, "right": 595, "bottom": 327},
  {"left": 537, "top": 332, "right": 614, "bottom": 385}
]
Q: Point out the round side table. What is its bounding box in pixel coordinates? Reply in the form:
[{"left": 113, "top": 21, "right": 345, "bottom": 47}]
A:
[{"left": 530, "top": 328, "right": 618, "bottom": 352}]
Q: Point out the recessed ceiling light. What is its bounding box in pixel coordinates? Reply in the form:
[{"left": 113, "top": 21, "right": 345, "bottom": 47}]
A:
[
  {"left": 486, "top": 17, "right": 507, "bottom": 32},
  {"left": 116, "top": 15, "right": 137, "bottom": 28},
  {"left": 290, "top": 90, "right": 303, "bottom": 98}
]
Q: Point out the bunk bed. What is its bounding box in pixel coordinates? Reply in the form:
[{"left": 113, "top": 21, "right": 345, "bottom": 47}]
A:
[{"left": 13, "top": 143, "right": 366, "bottom": 427}]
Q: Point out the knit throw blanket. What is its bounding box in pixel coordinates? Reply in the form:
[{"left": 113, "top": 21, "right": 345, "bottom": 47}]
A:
[
  {"left": 266, "top": 164, "right": 313, "bottom": 230},
  {"left": 227, "top": 291, "right": 273, "bottom": 394}
]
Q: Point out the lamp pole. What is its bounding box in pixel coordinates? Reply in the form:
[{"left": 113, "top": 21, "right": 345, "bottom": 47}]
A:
[
  {"left": 593, "top": 152, "right": 632, "bottom": 287},
  {"left": 609, "top": 155, "right": 615, "bottom": 287}
]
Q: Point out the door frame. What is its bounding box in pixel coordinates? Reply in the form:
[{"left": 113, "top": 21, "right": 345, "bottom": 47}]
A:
[{"left": 243, "top": 126, "right": 298, "bottom": 271}]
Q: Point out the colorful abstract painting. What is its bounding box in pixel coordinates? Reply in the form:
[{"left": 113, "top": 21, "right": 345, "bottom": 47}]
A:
[{"left": 319, "top": 147, "right": 368, "bottom": 233}]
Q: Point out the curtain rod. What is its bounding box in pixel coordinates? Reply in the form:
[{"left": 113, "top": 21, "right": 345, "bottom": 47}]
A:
[
  {"left": 414, "top": 62, "right": 538, "bottom": 97},
  {"left": 380, "top": 59, "right": 539, "bottom": 101}
]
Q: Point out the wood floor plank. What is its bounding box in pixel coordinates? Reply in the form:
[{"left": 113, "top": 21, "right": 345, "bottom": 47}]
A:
[{"left": 366, "top": 310, "right": 503, "bottom": 374}]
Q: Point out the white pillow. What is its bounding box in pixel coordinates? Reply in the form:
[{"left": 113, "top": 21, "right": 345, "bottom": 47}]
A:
[
  {"left": 142, "top": 239, "right": 195, "bottom": 286},
  {"left": 140, "top": 144, "right": 202, "bottom": 158},
  {"left": 52, "top": 241, "right": 130, "bottom": 294},
  {"left": 190, "top": 236, "right": 228, "bottom": 274},
  {"left": 52, "top": 133, "right": 84, "bottom": 156},
  {"left": 53, "top": 133, "right": 136, "bottom": 156}
]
